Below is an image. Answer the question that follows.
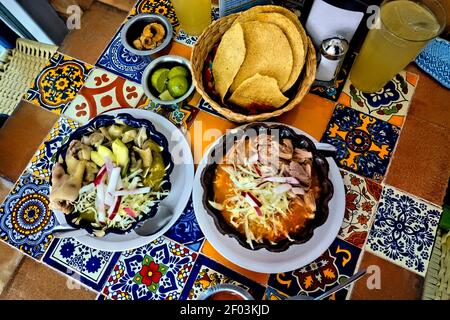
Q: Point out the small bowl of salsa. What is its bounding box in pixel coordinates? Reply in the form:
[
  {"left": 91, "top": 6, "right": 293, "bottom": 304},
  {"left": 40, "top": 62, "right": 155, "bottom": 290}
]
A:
[{"left": 198, "top": 284, "right": 254, "bottom": 301}]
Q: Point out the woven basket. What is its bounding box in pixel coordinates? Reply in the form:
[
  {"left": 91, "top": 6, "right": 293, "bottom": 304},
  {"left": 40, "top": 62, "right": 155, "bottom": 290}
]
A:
[{"left": 191, "top": 12, "right": 316, "bottom": 123}]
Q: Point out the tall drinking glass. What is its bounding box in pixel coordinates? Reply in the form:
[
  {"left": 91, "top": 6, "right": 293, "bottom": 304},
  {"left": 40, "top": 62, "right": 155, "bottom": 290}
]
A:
[
  {"left": 350, "top": 0, "right": 446, "bottom": 93},
  {"left": 171, "top": 0, "right": 212, "bottom": 36}
]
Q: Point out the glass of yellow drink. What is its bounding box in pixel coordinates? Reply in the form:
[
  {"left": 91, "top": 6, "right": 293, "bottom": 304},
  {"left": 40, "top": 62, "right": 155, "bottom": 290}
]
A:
[
  {"left": 171, "top": 0, "right": 212, "bottom": 36},
  {"left": 350, "top": 0, "right": 446, "bottom": 93}
]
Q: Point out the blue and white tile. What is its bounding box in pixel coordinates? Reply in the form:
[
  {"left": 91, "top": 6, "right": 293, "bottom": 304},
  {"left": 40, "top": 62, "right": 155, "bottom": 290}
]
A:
[
  {"left": 175, "top": 6, "right": 220, "bottom": 47},
  {"left": 96, "top": 26, "right": 152, "bottom": 84},
  {"left": 180, "top": 254, "right": 266, "bottom": 300},
  {"left": 0, "top": 172, "right": 55, "bottom": 259},
  {"left": 43, "top": 238, "right": 121, "bottom": 291},
  {"left": 26, "top": 116, "right": 80, "bottom": 182},
  {"left": 366, "top": 186, "right": 441, "bottom": 276},
  {"left": 102, "top": 237, "right": 197, "bottom": 300},
  {"left": 197, "top": 98, "right": 227, "bottom": 119},
  {"left": 164, "top": 196, "right": 204, "bottom": 252}
]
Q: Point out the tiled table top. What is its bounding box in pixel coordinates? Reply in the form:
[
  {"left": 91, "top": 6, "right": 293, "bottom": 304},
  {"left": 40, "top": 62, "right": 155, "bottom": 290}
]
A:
[{"left": 1, "top": 0, "right": 449, "bottom": 300}]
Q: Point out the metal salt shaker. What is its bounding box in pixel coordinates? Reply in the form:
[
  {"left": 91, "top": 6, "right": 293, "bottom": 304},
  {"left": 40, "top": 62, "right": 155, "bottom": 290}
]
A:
[{"left": 315, "top": 36, "right": 349, "bottom": 83}]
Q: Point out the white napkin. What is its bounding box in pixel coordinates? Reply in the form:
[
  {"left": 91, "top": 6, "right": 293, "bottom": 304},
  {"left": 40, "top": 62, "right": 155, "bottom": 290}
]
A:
[{"left": 305, "top": 0, "right": 364, "bottom": 48}]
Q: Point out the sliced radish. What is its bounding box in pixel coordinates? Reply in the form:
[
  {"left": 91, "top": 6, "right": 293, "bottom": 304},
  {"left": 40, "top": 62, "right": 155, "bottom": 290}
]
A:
[
  {"left": 94, "top": 166, "right": 107, "bottom": 186},
  {"left": 273, "top": 183, "right": 292, "bottom": 194},
  {"left": 253, "top": 164, "right": 262, "bottom": 176},
  {"left": 108, "top": 196, "right": 122, "bottom": 220},
  {"left": 246, "top": 192, "right": 262, "bottom": 207},
  {"left": 95, "top": 183, "right": 106, "bottom": 223},
  {"left": 254, "top": 206, "right": 263, "bottom": 217},
  {"left": 105, "top": 167, "right": 121, "bottom": 206},
  {"left": 243, "top": 192, "right": 263, "bottom": 216},
  {"left": 112, "top": 187, "right": 151, "bottom": 197},
  {"left": 124, "top": 207, "right": 137, "bottom": 219}
]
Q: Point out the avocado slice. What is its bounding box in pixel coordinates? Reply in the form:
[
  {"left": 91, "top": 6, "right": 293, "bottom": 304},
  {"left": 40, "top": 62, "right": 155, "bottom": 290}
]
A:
[{"left": 112, "top": 139, "right": 130, "bottom": 176}]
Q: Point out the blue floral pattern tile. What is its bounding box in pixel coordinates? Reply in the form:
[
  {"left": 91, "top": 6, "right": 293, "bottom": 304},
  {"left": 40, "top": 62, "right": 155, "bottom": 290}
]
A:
[
  {"left": 0, "top": 172, "right": 55, "bottom": 259},
  {"left": 321, "top": 104, "right": 400, "bottom": 182},
  {"left": 96, "top": 26, "right": 152, "bottom": 84},
  {"left": 268, "top": 238, "right": 361, "bottom": 300},
  {"left": 26, "top": 116, "right": 80, "bottom": 182},
  {"left": 102, "top": 237, "right": 197, "bottom": 300},
  {"left": 24, "top": 52, "right": 93, "bottom": 114},
  {"left": 366, "top": 186, "right": 441, "bottom": 276},
  {"left": 164, "top": 197, "right": 205, "bottom": 251},
  {"left": 175, "top": 6, "right": 220, "bottom": 47},
  {"left": 43, "top": 238, "right": 121, "bottom": 291},
  {"left": 180, "top": 255, "right": 265, "bottom": 300},
  {"left": 197, "top": 98, "right": 226, "bottom": 120},
  {"left": 339, "top": 70, "right": 418, "bottom": 127}
]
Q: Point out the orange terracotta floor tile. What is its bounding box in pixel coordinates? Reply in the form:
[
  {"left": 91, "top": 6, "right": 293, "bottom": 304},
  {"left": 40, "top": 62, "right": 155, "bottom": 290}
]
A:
[
  {"left": 187, "top": 110, "right": 236, "bottom": 165},
  {"left": 59, "top": 2, "right": 129, "bottom": 66},
  {"left": 0, "top": 242, "right": 22, "bottom": 294},
  {"left": 201, "top": 241, "right": 269, "bottom": 285},
  {"left": 0, "top": 101, "right": 58, "bottom": 182},
  {"left": 275, "top": 94, "right": 336, "bottom": 141},
  {"left": 406, "top": 65, "right": 450, "bottom": 130},
  {"left": 385, "top": 114, "right": 450, "bottom": 206},
  {"left": 350, "top": 251, "right": 424, "bottom": 300},
  {"left": 0, "top": 257, "right": 96, "bottom": 300}
]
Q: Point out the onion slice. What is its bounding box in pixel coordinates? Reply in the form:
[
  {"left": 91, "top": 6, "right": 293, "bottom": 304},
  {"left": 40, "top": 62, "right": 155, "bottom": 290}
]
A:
[
  {"left": 112, "top": 187, "right": 151, "bottom": 197},
  {"left": 273, "top": 183, "right": 292, "bottom": 194},
  {"left": 264, "top": 176, "right": 299, "bottom": 185}
]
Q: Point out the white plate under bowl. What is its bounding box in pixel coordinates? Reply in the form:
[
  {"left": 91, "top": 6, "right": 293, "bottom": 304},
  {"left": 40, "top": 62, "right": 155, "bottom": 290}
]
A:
[
  {"left": 193, "top": 123, "right": 345, "bottom": 273},
  {"left": 54, "top": 108, "right": 194, "bottom": 252}
]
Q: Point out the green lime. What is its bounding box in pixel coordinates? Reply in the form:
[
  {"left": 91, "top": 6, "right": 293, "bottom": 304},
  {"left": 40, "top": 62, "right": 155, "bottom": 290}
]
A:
[
  {"left": 167, "top": 76, "right": 189, "bottom": 98},
  {"left": 168, "top": 66, "right": 189, "bottom": 79},
  {"left": 150, "top": 68, "right": 170, "bottom": 93},
  {"left": 159, "top": 90, "right": 175, "bottom": 101}
]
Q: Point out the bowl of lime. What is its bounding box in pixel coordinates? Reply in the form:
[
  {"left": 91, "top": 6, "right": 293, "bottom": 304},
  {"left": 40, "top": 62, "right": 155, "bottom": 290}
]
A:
[{"left": 141, "top": 55, "right": 195, "bottom": 105}]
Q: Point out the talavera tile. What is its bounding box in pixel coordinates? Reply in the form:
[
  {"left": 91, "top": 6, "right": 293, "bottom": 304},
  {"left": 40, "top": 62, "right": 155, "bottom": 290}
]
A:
[
  {"left": 321, "top": 104, "right": 400, "bottom": 182},
  {"left": 102, "top": 237, "right": 197, "bottom": 300},
  {"left": 339, "top": 170, "right": 382, "bottom": 248},
  {"left": 0, "top": 172, "right": 55, "bottom": 259},
  {"left": 366, "top": 186, "right": 441, "bottom": 276}
]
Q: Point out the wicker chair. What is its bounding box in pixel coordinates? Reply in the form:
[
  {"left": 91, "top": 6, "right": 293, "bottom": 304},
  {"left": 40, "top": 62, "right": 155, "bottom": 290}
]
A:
[
  {"left": 0, "top": 38, "right": 58, "bottom": 115},
  {"left": 423, "top": 229, "right": 450, "bottom": 300}
]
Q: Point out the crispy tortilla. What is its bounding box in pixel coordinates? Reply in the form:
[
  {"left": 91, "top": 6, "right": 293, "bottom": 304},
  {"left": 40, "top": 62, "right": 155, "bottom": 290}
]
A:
[
  {"left": 244, "top": 12, "right": 305, "bottom": 92},
  {"left": 229, "top": 21, "right": 293, "bottom": 93},
  {"left": 212, "top": 23, "right": 246, "bottom": 101},
  {"left": 234, "top": 5, "right": 309, "bottom": 63},
  {"left": 229, "top": 73, "right": 288, "bottom": 109}
]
